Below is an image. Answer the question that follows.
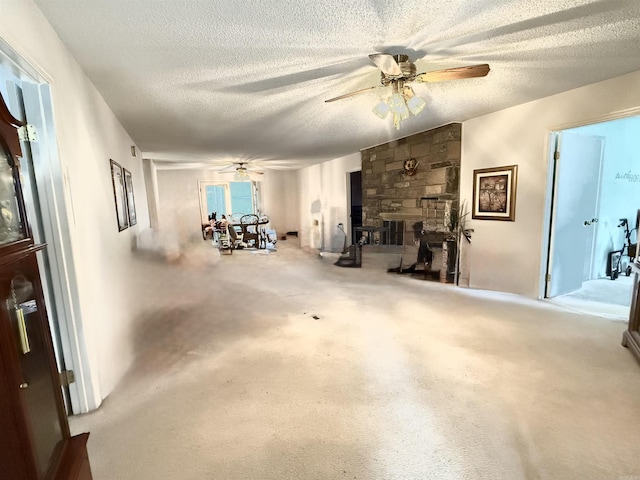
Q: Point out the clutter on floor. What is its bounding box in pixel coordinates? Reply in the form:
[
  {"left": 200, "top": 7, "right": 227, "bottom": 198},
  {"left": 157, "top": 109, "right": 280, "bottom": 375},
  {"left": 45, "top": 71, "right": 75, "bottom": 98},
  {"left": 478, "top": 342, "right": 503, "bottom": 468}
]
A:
[
  {"left": 202, "top": 212, "right": 277, "bottom": 253},
  {"left": 607, "top": 217, "right": 638, "bottom": 280},
  {"left": 333, "top": 223, "right": 362, "bottom": 267},
  {"left": 334, "top": 244, "right": 362, "bottom": 268}
]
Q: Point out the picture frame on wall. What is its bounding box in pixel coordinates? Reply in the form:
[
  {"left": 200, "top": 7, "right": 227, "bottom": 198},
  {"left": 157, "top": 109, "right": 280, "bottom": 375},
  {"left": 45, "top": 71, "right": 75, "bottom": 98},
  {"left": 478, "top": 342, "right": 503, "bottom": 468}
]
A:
[
  {"left": 110, "top": 159, "right": 129, "bottom": 231},
  {"left": 123, "top": 168, "right": 137, "bottom": 226},
  {"left": 472, "top": 165, "right": 518, "bottom": 221}
]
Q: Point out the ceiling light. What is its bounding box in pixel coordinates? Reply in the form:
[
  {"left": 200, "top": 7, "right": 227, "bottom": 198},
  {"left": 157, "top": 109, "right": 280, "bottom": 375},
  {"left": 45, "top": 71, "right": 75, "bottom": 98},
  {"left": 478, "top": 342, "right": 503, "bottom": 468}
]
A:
[
  {"left": 407, "top": 95, "right": 427, "bottom": 115},
  {"left": 403, "top": 85, "right": 427, "bottom": 115},
  {"left": 373, "top": 82, "right": 427, "bottom": 130},
  {"left": 234, "top": 170, "right": 249, "bottom": 181},
  {"left": 372, "top": 101, "right": 390, "bottom": 119},
  {"left": 388, "top": 92, "right": 409, "bottom": 116}
]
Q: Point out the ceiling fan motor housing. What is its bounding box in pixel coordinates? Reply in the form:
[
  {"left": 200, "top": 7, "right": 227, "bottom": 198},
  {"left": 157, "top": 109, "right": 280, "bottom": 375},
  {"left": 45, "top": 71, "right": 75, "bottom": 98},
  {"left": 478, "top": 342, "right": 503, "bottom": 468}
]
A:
[{"left": 380, "top": 54, "right": 417, "bottom": 85}]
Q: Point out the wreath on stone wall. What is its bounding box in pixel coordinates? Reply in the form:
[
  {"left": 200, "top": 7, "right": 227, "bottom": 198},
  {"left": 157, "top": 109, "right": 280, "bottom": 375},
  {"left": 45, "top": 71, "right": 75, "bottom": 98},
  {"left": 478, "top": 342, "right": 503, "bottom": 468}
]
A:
[{"left": 402, "top": 157, "right": 420, "bottom": 177}]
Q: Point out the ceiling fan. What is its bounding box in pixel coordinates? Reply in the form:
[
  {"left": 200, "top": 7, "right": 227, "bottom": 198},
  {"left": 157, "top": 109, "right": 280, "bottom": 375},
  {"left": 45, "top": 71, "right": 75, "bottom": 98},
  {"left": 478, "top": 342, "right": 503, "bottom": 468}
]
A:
[
  {"left": 218, "top": 161, "right": 265, "bottom": 178},
  {"left": 325, "top": 53, "right": 490, "bottom": 128}
]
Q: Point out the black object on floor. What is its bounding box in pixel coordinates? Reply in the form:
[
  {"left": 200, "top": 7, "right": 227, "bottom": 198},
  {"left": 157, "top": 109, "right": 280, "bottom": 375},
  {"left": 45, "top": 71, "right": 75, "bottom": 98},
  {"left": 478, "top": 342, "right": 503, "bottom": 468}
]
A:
[
  {"left": 335, "top": 244, "right": 362, "bottom": 268},
  {"left": 609, "top": 218, "right": 638, "bottom": 280}
]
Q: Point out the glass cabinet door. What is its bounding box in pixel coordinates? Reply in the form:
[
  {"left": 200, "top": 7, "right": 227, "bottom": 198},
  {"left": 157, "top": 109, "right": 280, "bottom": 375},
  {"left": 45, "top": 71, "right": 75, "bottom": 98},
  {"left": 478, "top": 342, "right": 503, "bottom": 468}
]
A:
[
  {"left": 0, "top": 146, "right": 26, "bottom": 245},
  {"left": 2, "top": 259, "right": 64, "bottom": 477}
]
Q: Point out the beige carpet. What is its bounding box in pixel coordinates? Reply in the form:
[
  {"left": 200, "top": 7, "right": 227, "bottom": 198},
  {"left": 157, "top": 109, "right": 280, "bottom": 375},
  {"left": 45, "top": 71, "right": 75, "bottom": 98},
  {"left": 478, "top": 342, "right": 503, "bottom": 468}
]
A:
[
  {"left": 71, "top": 241, "right": 640, "bottom": 480},
  {"left": 549, "top": 275, "right": 633, "bottom": 320},
  {"left": 561, "top": 275, "right": 634, "bottom": 306}
]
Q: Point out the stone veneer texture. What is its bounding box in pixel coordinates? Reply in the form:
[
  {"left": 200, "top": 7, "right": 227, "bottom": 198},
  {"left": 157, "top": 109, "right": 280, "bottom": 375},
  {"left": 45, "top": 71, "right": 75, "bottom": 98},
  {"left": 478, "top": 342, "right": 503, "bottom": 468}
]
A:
[{"left": 361, "top": 123, "right": 461, "bottom": 233}]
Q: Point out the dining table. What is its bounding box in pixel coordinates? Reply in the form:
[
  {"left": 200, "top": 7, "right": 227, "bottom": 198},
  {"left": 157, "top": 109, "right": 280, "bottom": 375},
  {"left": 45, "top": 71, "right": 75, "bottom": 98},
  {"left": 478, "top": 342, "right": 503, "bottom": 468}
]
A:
[{"left": 230, "top": 218, "right": 269, "bottom": 249}]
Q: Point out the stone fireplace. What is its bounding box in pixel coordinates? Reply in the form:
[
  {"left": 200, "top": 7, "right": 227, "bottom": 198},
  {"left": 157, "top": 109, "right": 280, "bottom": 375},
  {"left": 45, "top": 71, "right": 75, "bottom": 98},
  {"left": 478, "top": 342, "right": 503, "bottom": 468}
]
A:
[{"left": 360, "top": 123, "right": 461, "bottom": 281}]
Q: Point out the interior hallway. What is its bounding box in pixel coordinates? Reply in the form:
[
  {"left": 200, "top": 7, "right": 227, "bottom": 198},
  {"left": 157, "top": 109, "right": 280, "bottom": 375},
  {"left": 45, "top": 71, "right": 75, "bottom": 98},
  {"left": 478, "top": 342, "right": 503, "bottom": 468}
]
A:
[{"left": 70, "top": 241, "right": 640, "bottom": 480}]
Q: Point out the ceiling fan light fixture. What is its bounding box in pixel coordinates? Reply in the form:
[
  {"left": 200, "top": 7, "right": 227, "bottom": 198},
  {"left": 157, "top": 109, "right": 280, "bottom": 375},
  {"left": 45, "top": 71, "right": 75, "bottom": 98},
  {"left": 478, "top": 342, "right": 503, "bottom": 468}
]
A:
[
  {"left": 234, "top": 169, "right": 250, "bottom": 181},
  {"left": 407, "top": 95, "right": 427, "bottom": 115},
  {"left": 327, "top": 54, "right": 490, "bottom": 130},
  {"left": 392, "top": 113, "right": 404, "bottom": 130},
  {"left": 372, "top": 101, "right": 390, "bottom": 119},
  {"left": 388, "top": 92, "right": 408, "bottom": 116}
]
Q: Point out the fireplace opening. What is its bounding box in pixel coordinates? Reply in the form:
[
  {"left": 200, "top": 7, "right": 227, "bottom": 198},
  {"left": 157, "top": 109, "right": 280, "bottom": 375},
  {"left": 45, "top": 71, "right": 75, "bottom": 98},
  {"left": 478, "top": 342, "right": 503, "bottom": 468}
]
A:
[{"left": 382, "top": 220, "right": 404, "bottom": 246}]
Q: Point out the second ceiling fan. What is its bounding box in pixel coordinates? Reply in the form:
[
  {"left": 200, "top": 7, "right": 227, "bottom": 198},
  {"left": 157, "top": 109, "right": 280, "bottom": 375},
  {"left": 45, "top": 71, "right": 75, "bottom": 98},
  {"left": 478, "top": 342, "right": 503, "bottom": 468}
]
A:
[
  {"left": 218, "top": 161, "right": 265, "bottom": 178},
  {"left": 325, "top": 53, "right": 490, "bottom": 129}
]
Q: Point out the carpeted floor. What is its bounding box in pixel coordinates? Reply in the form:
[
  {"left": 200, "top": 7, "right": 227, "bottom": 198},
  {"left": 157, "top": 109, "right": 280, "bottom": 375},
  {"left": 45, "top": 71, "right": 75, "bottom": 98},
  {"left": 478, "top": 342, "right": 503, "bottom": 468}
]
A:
[
  {"left": 561, "top": 275, "right": 633, "bottom": 306},
  {"left": 550, "top": 275, "right": 633, "bottom": 320},
  {"left": 70, "top": 241, "right": 640, "bottom": 480}
]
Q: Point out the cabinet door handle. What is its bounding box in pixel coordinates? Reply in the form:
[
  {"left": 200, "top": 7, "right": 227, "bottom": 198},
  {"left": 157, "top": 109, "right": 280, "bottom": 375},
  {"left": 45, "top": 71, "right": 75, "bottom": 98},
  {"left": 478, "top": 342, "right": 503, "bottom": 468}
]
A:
[
  {"left": 16, "top": 308, "right": 31, "bottom": 354},
  {"left": 19, "top": 382, "right": 29, "bottom": 389}
]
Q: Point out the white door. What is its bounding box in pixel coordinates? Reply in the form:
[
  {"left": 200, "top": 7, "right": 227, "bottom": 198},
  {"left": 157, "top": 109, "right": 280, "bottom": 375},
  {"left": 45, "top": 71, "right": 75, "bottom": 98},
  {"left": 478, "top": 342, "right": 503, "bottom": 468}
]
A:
[{"left": 547, "top": 132, "right": 603, "bottom": 297}]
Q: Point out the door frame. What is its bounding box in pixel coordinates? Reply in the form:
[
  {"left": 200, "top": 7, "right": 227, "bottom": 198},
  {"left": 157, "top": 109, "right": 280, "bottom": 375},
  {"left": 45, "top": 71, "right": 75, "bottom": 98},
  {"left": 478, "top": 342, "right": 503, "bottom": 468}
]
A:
[
  {"left": 540, "top": 106, "right": 640, "bottom": 298},
  {"left": 345, "top": 168, "right": 361, "bottom": 247},
  {"left": 0, "top": 40, "right": 95, "bottom": 413}
]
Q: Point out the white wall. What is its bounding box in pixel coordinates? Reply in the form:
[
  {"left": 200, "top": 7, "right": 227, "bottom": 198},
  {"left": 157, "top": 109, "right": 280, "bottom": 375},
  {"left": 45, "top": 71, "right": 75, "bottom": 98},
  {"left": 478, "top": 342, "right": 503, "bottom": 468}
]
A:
[
  {"left": 156, "top": 168, "right": 207, "bottom": 247},
  {"left": 259, "top": 169, "right": 300, "bottom": 236},
  {"left": 566, "top": 117, "right": 640, "bottom": 278},
  {"left": 156, "top": 168, "right": 296, "bottom": 247},
  {"left": 298, "top": 153, "right": 361, "bottom": 252},
  {"left": 1, "top": 1, "right": 150, "bottom": 409},
  {"left": 461, "top": 70, "right": 640, "bottom": 298}
]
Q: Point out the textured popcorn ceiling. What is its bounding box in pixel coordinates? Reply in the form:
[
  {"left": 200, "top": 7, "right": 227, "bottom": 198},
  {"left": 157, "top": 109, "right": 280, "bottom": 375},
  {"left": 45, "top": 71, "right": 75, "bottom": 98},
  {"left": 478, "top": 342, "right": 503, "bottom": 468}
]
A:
[{"left": 33, "top": 0, "right": 640, "bottom": 168}]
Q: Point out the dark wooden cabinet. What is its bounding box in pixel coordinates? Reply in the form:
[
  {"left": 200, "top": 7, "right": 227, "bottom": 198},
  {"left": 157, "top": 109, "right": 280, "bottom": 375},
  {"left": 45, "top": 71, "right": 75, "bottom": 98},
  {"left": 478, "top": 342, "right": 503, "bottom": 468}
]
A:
[
  {"left": 622, "top": 262, "right": 640, "bottom": 365},
  {"left": 0, "top": 93, "right": 92, "bottom": 479}
]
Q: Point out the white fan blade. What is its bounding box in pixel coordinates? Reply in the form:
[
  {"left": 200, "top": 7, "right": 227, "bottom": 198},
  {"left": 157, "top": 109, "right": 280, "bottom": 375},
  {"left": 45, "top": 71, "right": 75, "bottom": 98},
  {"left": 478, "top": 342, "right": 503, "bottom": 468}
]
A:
[{"left": 369, "top": 53, "right": 402, "bottom": 76}]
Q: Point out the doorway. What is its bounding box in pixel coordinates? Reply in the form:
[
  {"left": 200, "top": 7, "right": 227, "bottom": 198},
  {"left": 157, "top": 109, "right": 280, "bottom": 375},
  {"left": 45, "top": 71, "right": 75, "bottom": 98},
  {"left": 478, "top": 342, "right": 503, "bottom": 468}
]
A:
[
  {"left": 348, "top": 171, "right": 362, "bottom": 245},
  {"left": 0, "top": 45, "right": 89, "bottom": 413},
  {"left": 544, "top": 116, "right": 640, "bottom": 318}
]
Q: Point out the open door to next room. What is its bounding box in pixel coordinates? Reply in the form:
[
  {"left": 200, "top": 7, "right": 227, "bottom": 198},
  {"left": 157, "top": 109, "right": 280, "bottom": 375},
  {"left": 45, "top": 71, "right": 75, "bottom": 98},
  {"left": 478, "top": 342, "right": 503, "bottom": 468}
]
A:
[{"left": 545, "top": 116, "right": 640, "bottom": 319}]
